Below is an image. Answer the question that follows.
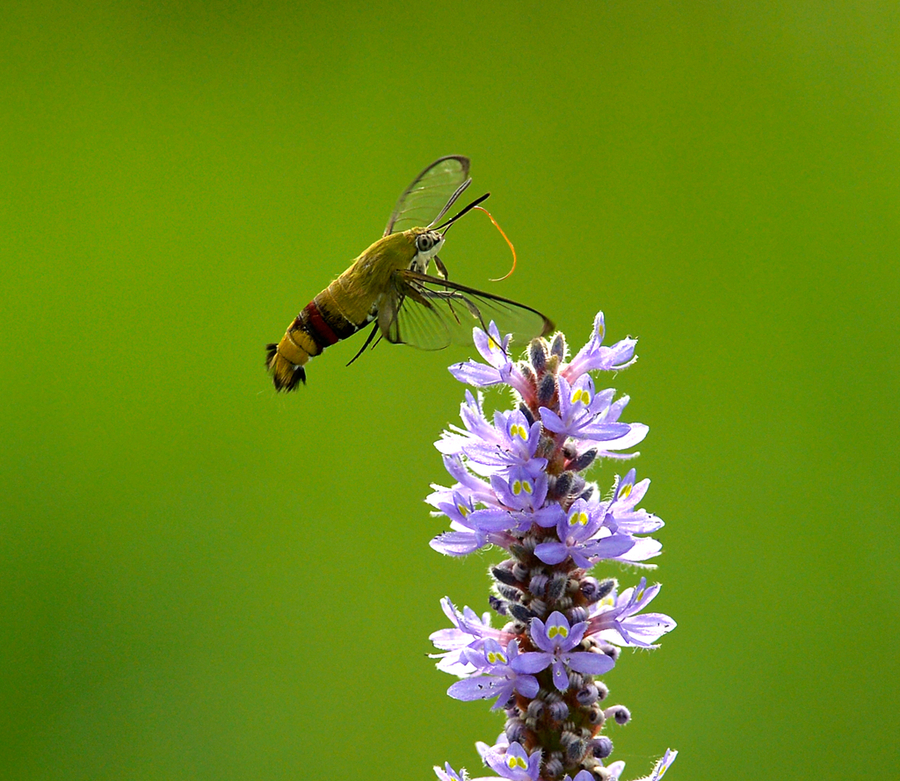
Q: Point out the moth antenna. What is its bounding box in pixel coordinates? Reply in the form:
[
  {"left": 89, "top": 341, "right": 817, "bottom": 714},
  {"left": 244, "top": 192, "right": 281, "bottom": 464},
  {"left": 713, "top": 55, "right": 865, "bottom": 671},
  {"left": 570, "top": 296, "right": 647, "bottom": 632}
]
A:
[
  {"left": 435, "top": 192, "right": 491, "bottom": 232},
  {"left": 427, "top": 179, "right": 473, "bottom": 228}
]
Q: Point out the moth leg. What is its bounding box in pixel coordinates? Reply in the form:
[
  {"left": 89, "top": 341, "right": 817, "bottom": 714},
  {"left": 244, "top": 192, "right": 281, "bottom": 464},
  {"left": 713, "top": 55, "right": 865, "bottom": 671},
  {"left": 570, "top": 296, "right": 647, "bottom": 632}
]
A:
[
  {"left": 407, "top": 281, "right": 483, "bottom": 328},
  {"left": 434, "top": 255, "right": 449, "bottom": 280},
  {"left": 346, "top": 322, "right": 382, "bottom": 366}
]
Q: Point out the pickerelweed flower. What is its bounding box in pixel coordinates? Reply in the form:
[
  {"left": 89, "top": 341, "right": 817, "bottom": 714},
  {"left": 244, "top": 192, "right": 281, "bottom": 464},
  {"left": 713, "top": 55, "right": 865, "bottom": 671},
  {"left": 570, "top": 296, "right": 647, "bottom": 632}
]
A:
[{"left": 428, "top": 314, "right": 677, "bottom": 781}]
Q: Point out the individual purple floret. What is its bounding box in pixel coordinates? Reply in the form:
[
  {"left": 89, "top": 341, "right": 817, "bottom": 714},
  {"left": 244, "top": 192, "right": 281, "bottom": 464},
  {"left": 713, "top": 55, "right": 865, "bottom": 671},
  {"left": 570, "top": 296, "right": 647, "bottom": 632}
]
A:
[
  {"left": 447, "top": 638, "right": 545, "bottom": 710},
  {"left": 482, "top": 741, "right": 544, "bottom": 781},
  {"left": 585, "top": 578, "right": 677, "bottom": 649},
  {"left": 528, "top": 612, "right": 616, "bottom": 691},
  {"left": 429, "top": 313, "right": 677, "bottom": 781}
]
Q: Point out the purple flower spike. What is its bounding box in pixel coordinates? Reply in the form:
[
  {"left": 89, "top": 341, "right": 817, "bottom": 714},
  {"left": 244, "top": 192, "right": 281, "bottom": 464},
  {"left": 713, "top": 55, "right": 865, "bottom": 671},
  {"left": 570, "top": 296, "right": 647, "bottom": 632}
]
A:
[{"left": 429, "top": 313, "right": 677, "bottom": 781}]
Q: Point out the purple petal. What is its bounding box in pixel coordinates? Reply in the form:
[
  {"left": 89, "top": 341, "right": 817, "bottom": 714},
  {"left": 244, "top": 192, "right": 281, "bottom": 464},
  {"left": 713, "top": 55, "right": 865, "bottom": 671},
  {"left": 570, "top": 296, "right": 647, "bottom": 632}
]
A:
[
  {"left": 430, "top": 532, "right": 484, "bottom": 556},
  {"left": 534, "top": 541, "right": 569, "bottom": 565},
  {"left": 469, "top": 508, "right": 518, "bottom": 532},
  {"left": 537, "top": 406, "right": 567, "bottom": 434},
  {"left": 614, "top": 536, "right": 662, "bottom": 561},
  {"left": 528, "top": 617, "right": 551, "bottom": 650},
  {"left": 448, "top": 676, "right": 508, "bottom": 702},
  {"left": 586, "top": 534, "right": 636, "bottom": 561},
  {"left": 509, "top": 651, "right": 551, "bottom": 674},
  {"left": 648, "top": 749, "right": 678, "bottom": 780},
  {"left": 513, "top": 674, "right": 540, "bottom": 699},
  {"left": 532, "top": 503, "right": 566, "bottom": 529},
  {"left": 578, "top": 421, "right": 633, "bottom": 442},
  {"left": 434, "top": 762, "right": 465, "bottom": 781},
  {"left": 449, "top": 361, "right": 504, "bottom": 387},
  {"left": 620, "top": 613, "right": 677, "bottom": 646},
  {"left": 565, "top": 650, "right": 615, "bottom": 676},
  {"left": 597, "top": 422, "right": 649, "bottom": 451},
  {"left": 567, "top": 621, "right": 586, "bottom": 646},
  {"left": 551, "top": 659, "right": 570, "bottom": 690}
]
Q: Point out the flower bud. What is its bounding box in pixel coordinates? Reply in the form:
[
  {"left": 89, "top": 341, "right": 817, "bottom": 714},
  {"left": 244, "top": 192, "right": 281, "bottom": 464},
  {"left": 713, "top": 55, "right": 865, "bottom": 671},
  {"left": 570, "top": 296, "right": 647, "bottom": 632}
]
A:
[
  {"left": 568, "top": 447, "right": 598, "bottom": 472},
  {"left": 605, "top": 705, "right": 631, "bottom": 725},
  {"left": 550, "top": 332, "right": 567, "bottom": 360},
  {"left": 529, "top": 340, "right": 548, "bottom": 373},
  {"left": 537, "top": 373, "right": 557, "bottom": 406},
  {"left": 590, "top": 736, "right": 613, "bottom": 758}
]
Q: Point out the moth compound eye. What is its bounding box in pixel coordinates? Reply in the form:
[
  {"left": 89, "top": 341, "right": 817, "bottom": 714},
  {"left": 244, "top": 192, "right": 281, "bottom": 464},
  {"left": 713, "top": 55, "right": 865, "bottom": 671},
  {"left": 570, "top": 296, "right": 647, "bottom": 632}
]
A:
[{"left": 416, "top": 234, "right": 435, "bottom": 252}]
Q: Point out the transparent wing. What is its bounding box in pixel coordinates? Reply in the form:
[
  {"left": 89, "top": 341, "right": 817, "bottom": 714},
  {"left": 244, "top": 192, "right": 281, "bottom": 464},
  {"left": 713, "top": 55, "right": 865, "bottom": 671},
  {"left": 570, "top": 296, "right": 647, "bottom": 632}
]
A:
[
  {"left": 380, "top": 270, "right": 555, "bottom": 351},
  {"left": 383, "top": 156, "right": 471, "bottom": 236}
]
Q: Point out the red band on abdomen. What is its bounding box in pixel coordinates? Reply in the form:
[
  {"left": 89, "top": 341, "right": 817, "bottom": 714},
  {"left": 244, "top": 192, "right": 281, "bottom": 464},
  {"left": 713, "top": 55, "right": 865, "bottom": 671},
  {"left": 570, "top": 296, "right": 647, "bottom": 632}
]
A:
[{"left": 303, "top": 301, "right": 341, "bottom": 347}]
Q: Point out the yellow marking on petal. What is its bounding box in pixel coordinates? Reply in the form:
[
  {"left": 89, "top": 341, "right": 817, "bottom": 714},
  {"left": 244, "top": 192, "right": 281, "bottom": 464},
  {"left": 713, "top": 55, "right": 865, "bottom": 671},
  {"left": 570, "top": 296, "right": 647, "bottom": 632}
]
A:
[
  {"left": 487, "top": 650, "right": 508, "bottom": 664},
  {"left": 548, "top": 625, "right": 569, "bottom": 639},
  {"left": 571, "top": 388, "right": 592, "bottom": 406},
  {"left": 488, "top": 336, "right": 498, "bottom": 351},
  {"left": 457, "top": 504, "right": 470, "bottom": 517},
  {"left": 510, "top": 423, "right": 528, "bottom": 440},
  {"left": 570, "top": 510, "right": 589, "bottom": 527},
  {"left": 600, "top": 596, "right": 615, "bottom": 608},
  {"left": 619, "top": 483, "right": 632, "bottom": 500},
  {"left": 512, "top": 479, "right": 534, "bottom": 496},
  {"left": 506, "top": 755, "right": 528, "bottom": 770}
]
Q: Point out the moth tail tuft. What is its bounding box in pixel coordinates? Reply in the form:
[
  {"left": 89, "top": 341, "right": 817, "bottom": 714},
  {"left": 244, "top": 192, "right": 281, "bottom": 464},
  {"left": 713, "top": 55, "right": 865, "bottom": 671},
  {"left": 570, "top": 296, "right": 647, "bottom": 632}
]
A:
[{"left": 265, "top": 343, "right": 306, "bottom": 391}]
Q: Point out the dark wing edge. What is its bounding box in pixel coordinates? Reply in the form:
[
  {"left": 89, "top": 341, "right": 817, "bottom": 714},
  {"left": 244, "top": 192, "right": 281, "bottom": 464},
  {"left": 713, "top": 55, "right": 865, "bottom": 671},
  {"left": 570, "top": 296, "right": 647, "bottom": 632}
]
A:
[
  {"left": 378, "top": 269, "right": 554, "bottom": 351},
  {"left": 383, "top": 156, "right": 471, "bottom": 237}
]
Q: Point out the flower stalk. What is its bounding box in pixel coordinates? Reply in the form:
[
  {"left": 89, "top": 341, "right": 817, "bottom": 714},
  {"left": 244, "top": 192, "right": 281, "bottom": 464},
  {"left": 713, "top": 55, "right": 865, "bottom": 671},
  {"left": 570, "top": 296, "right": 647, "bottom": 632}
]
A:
[{"left": 428, "top": 313, "right": 677, "bottom": 781}]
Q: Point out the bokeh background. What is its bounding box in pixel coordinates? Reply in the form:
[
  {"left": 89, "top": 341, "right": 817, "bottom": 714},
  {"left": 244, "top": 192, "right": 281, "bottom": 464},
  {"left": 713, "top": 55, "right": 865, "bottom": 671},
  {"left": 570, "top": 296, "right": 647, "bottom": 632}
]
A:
[{"left": 2, "top": 2, "right": 897, "bottom": 779}]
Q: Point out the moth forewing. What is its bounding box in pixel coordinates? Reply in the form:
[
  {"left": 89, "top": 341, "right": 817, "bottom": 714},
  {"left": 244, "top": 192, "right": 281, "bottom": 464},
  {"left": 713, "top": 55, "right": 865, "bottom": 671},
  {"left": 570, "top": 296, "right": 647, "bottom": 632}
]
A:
[{"left": 384, "top": 156, "right": 471, "bottom": 236}]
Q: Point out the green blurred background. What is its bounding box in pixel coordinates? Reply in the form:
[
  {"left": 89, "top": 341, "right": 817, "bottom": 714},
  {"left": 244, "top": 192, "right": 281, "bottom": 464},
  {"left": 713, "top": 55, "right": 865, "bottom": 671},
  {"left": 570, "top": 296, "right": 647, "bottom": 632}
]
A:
[{"left": 2, "top": 2, "right": 897, "bottom": 779}]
